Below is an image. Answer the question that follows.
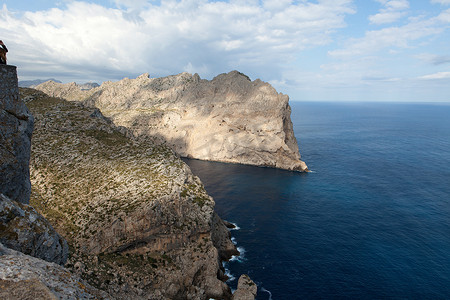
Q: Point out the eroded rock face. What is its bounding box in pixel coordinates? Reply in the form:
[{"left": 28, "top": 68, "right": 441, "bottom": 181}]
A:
[
  {"left": 0, "top": 194, "right": 68, "bottom": 265},
  {"left": 212, "top": 212, "right": 240, "bottom": 261},
  {"left": 36, "top": 71, "right": 308, "bottom": 171},
  {"left": 23, "top": 88, "right": 237, "bottom": 299},
  {"left": 0, "top": 243, "right": 109, "bottom": 299},
  {"left": 0, "top": 65, "right": 34, "bottom": 204}
]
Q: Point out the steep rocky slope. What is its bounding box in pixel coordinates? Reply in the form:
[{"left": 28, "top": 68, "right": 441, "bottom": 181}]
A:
[
  {"left": 36, "top": 71, "right": 308, "bottom": 171},
  {"left": 23, "top": 88, "right": 238, "bottom": 299}
]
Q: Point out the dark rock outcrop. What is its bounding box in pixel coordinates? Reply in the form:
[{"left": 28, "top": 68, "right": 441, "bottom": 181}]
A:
[
  {"left": 0, "top": 65, "right": 34, "bottom": 204},
  {"left": 212, "top": 212, "right": 240, "bottom": 261}
]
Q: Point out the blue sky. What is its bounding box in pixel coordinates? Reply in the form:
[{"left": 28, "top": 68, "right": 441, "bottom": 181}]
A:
[{"left": 1, "top": 0, "right": 449, "bottom": 102}]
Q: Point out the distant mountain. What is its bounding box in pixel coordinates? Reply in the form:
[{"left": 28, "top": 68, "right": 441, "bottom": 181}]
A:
[
  {"left": 78, "top": 82, "right": 100, "bottom": 90},
  {"left": 19, "top": 79, "right": 100, "bottom": 91},
  {"left": 19, "top": 79, "right": 62, "bottom": 88}
]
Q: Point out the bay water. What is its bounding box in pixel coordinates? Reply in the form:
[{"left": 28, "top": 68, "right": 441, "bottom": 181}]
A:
[{"left": 185, "top": 101, "right": 450, "bottom": 299}]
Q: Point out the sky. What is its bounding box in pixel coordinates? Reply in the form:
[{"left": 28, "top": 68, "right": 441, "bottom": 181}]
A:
[{"left": 1, "top": 0, "right": 449, "bottom": 102}]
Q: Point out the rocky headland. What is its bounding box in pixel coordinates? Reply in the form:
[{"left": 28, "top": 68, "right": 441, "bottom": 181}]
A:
[
  {"left": 1, "top": 64, "right": 256, "bottom": 300},
  {"left": 36, "top": 71, "right": 308, "bottom": 171}
]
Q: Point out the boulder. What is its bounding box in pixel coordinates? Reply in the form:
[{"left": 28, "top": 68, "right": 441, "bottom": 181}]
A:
[{"left": 0, "top": 193, "right": 68, "bottom": 265}]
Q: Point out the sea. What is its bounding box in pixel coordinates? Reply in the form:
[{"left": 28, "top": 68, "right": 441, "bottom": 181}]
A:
[{"left": 184, "top": 101, "right": 450, "bottom": 299}]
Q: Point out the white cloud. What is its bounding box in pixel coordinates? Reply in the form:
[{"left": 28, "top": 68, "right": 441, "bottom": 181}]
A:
[
  {"left": 263, "top": 0, "right": 293, "bottom": 11},
  {"left": 415, "top": 53, "right": 450, "bottom": 65},
  {"left": 114, "top": 0, "right": 150, "bottom": 9},
  {"left": 0, "top": 0, "right": 355, "bottom": 82},
  {"left": 369, "top": 11, "right": 407, "bottom": 24},
  {"left": 369, "top": 0, "right": 409, "bottom": 24},
  {"left": 329, "top": 9, "right": 449, "bottom": 58},
  {"left": 385, "top": 0, "right": 409, "bottom": 10},
  {"left": 431, "top": 0, "right": 450, "bottom": 5},
  {"left": 419, "top": 71, "right": 450, "bottom": 79},
  {"left": 436, "top": 8, "right": 450, "bottom": 21},
  {"left": 312, "top": 5, "right": 450, "bottom": 101}
]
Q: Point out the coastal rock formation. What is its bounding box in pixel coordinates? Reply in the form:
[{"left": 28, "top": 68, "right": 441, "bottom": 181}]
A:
[
  {"left": 0, "top": 193, "right": 68, "bottom": 265},
  {"left": 0, "top": 243, "right": 109, "bottom": 299},
  {"left": 212, "top": 212, "right": 240, "bottom": 261},
  {"left": 23, "top": 88, "right": 238, "bottom": 299},
  {"left": 232, "top": 275, "right": 257, "bottom": 300},
  {"left": 36, "top": 71, "right": 308, "bottom": 171},
  {"left": 0, "top": 65, "right": 34, "bottom": 204}
]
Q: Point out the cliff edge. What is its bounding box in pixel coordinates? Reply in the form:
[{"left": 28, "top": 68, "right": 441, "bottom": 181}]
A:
[
  {"left": 0, "top": 65, "right": 34, "bottom": 204},
  {"left": 36, "top": 71, "right": 308, "bottom": 171}
]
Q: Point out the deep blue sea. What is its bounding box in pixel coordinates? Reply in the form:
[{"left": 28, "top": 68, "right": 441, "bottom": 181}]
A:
[{"left": 184, "top": 101, "right": 450, "bottom": 299}]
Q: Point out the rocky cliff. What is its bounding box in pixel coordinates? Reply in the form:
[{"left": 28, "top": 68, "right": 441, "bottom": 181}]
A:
[
  {"left": 0, "top": 65, "right": 34, "bottom": 204},
  {"left": 36, "top": 71, "right": 308, "bottom": 171},
  {"left": 0, "top": 65, "right": 90, "bottom": 297},
  {"left": 0, "top": 65, "right": 68, "bottom": 266},
  {"left": 23, "top": 88, "right": 239, "bottom": 299}
]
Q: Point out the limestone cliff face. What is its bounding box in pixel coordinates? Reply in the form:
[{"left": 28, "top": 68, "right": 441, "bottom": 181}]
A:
[
  {"left": 0, "top": 65, "right": 34, "bottom": 204},
  {"left": 36, "top": 71, "right": 308, "bottom": 171},
  {"left": 24, "top": 88, "right": 237, "bottom": 299}
]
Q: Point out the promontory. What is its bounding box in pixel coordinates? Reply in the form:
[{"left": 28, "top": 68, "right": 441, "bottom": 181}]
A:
[{"left": 36, "top": 70, "right": 308, "bottom": 171}]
